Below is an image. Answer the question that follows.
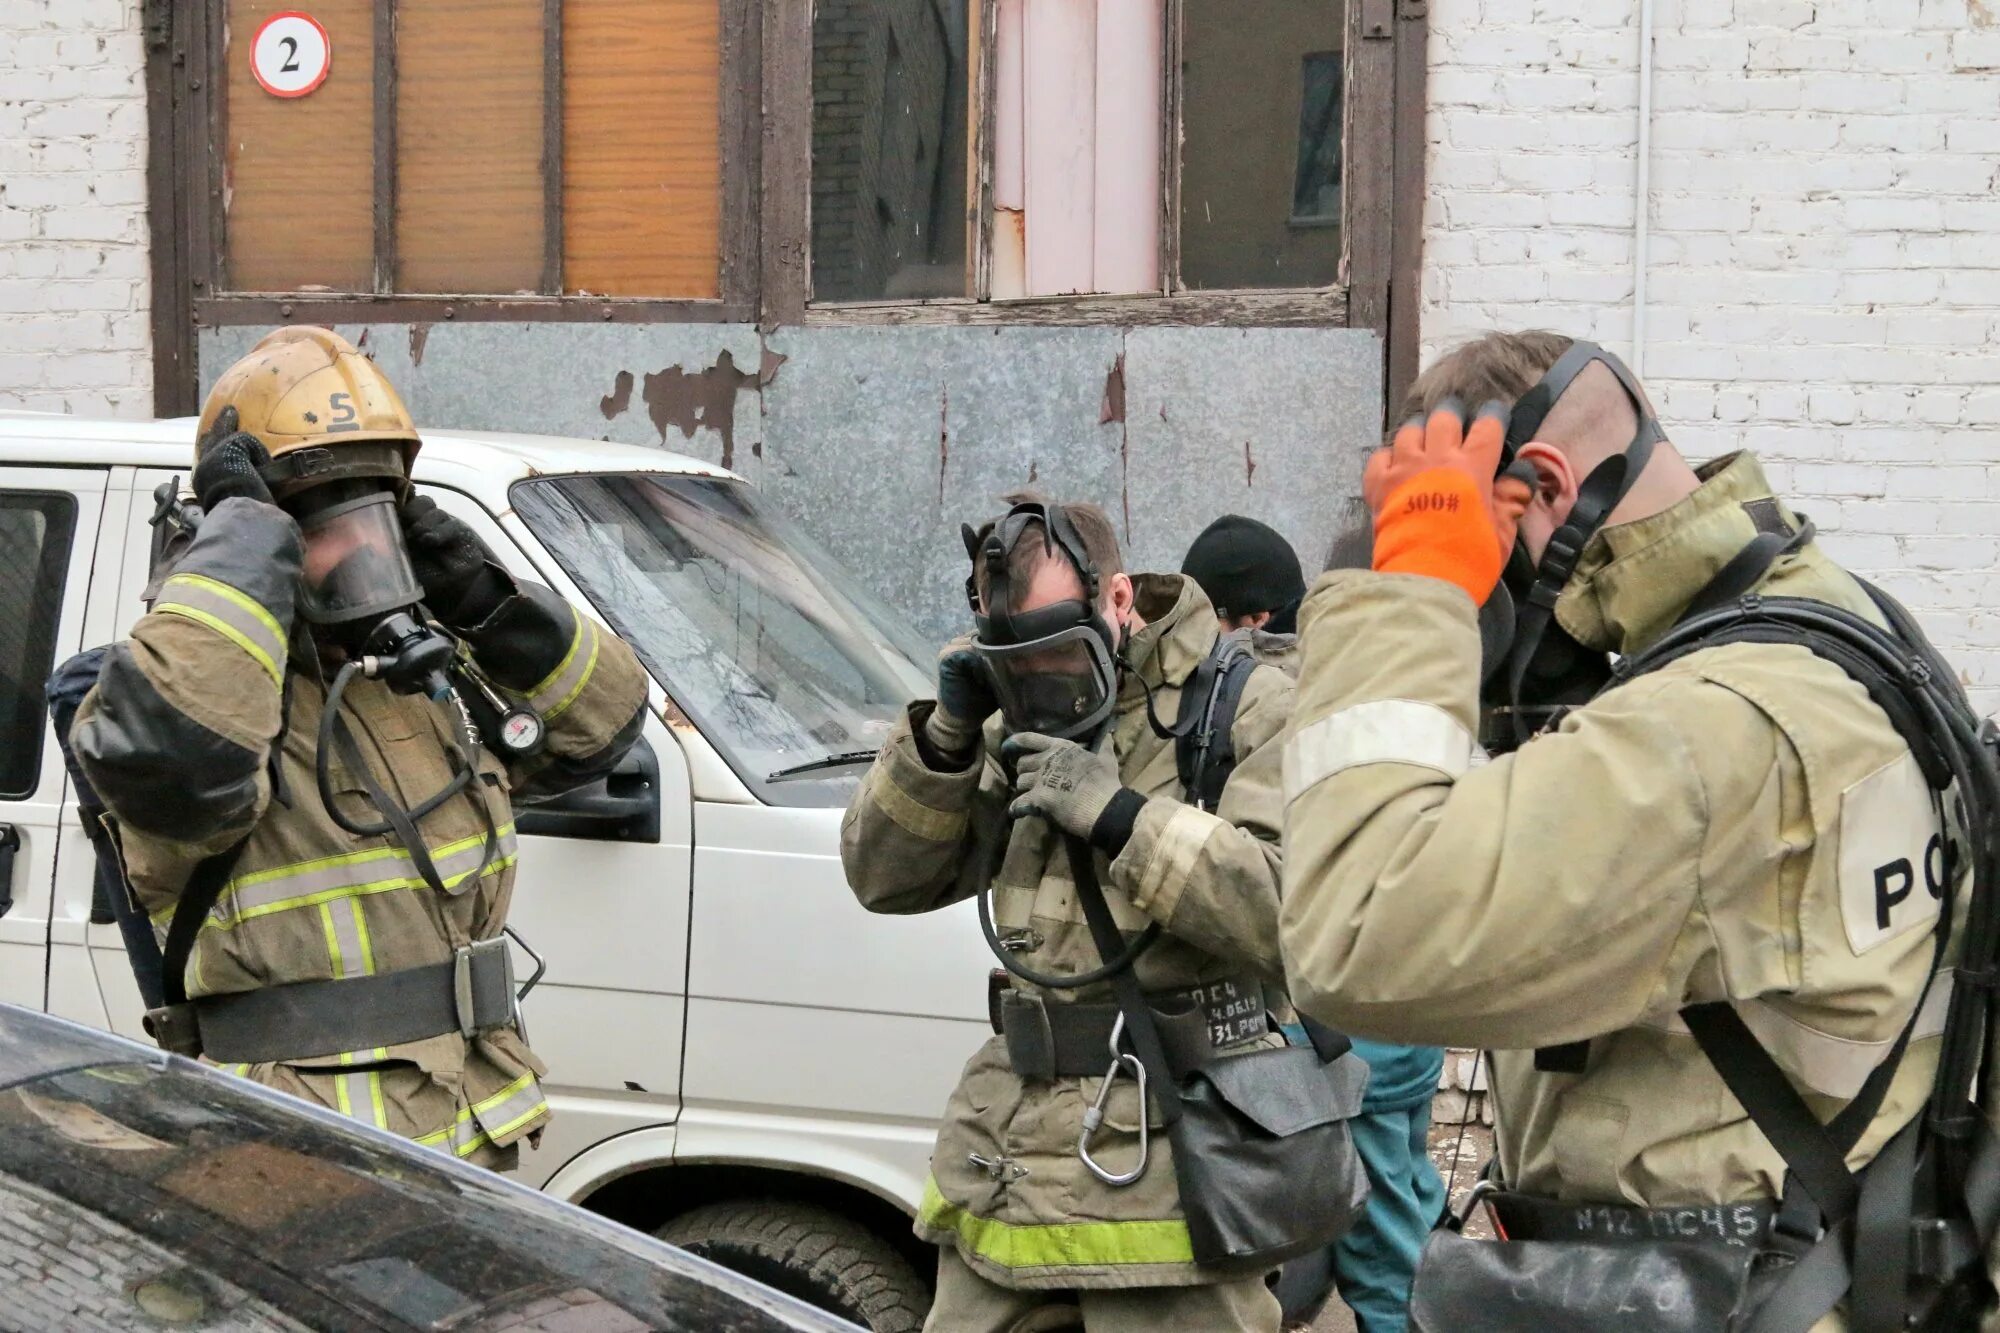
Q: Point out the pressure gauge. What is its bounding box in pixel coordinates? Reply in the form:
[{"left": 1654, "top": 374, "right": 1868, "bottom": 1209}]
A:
[{"left": 497, "top": 706, "right": 546, "bottom": 757}]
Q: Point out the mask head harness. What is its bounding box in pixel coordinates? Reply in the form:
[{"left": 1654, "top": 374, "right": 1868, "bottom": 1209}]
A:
[
  {"left": 1486, "top": 340, "right": 1665, "bottom": 748},
  {"left": 963, "top": 501, "right": 1120, "bottom": 742}
]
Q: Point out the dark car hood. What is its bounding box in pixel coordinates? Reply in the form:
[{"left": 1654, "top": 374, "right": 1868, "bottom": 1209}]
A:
[{"left": 0, "top": 1004, "right": 857, "bottom": 1332}]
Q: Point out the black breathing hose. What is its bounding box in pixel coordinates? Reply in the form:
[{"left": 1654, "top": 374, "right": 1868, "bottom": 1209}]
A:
[{"left": 314, "top": 658, "right": 503, "bottom": 895}]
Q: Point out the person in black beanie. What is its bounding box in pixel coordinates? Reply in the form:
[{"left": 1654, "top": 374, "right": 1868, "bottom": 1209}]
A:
[{"left": 1180, "top": 514, "right": 1309, "bottom": 635}]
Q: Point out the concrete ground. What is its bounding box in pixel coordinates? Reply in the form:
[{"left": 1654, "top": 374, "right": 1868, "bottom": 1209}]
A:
[{"left": 1304, "top": 1121, "right": 1494, "bottom": 1333}]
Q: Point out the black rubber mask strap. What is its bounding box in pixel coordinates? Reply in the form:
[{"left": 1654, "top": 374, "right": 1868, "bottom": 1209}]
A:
[
  {"left": 1499, "top": 343, "right": 1664, "bottom": 740},
  {"left": 1504, "top": 341, "right": 1603, "bottom": 457}
]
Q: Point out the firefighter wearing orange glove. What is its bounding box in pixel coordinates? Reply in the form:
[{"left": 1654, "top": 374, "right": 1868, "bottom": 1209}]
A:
[{"left": 1363, "top": 399, "right": 1533, "bottom": 606}]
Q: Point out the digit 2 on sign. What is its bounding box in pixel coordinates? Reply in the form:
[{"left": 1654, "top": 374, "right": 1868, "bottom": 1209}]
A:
[{"left": 250, "top": 12, "right": 332, "bottom": 100}]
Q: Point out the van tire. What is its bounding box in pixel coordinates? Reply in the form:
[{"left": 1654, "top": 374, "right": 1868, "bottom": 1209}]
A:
[{"left": 658, "top": 1199, "right": 929, "bottom": 1332}]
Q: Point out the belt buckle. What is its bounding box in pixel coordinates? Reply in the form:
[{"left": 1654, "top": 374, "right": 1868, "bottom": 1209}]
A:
[
  {"left": 453, "top": 938, "right": 512, "bottom": 1038},
  {"left": 143, "top": 1003, "right": 203, "bottom": 1058}
]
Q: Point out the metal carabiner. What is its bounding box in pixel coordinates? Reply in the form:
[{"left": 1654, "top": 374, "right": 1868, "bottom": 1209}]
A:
[{"left": 1078, "top": 1013, "right": 1149, "bottom": 1187}]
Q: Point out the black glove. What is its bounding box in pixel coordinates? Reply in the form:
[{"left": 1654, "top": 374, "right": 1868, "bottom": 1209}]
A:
[
  {"left": 401, "top": 494, "right": 511, "bottom": 626},
  {"left": 924, "top": 640, "right": 999, "bottom": 758},
  {"left": 191, "top": 406, "right": 275, "bottom": 510}
]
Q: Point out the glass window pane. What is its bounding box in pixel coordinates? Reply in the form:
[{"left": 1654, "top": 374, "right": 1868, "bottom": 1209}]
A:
[
  {"left": 513, "top": 474, "right": 931, "bottom": 807},
  {"left": 562, "top": 0, "right": 722, "bottom": 299},
  {"left": 395, "top": 0, "right": 545, "bottom": 294},
  {"left": 0, "top": 493, "right": 77, "bottom": 799},
  {"left": 1294, "top": 53, "right": 1343, "bottom": 222},
  {"left": 1179, "top": 0, "right": 1344, "bottom": 290},
  {"left": 224, "top": 0, "right": 375, "bottom": 292},
  {"left": 811, "top": 0, "right": 971, "bottom": 302}
]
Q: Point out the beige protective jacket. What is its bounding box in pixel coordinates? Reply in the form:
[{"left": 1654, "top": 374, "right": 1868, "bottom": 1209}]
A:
[
  {"left": 1280, "top": 453, "right": 1953, "bottom": 1220},
  {"left": 74, "top": 497, "right": 649, "bottom": 1169},
  {"left": 841, "top": 574, "right": 1295, "bottom": 1290}
]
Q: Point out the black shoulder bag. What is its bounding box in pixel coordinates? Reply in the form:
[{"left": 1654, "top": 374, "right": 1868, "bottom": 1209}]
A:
[{"left": 1063, "top": 836, "right": 1371, "bottom": 1274}]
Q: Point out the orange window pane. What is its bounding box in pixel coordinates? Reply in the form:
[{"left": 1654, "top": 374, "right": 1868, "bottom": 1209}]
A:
[
  {"left": 562, "top": 0, "right": 721, "bottom": 298},
  {"left": 225, "top": 0, "right": 375, "bottom": 292},
  {"left": 396, "top": 0, "right": 546, "bottom": 294}
]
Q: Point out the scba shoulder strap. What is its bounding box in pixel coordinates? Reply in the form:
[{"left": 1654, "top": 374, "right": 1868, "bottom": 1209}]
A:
[
  {"left": 1608, "top": 580, "right": 2000, "bottom": 1333},
  {"left": 1172, "top": 632, "right": 1259, "bottom": 812}
]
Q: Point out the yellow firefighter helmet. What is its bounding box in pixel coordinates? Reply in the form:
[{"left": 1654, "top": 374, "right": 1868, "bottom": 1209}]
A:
[{"left": 194, "top": 326, "right": 420, "bottom": 499}]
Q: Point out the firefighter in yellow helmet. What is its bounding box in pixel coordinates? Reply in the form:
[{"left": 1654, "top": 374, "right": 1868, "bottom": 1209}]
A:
[{"left": 71, "top": 327, "right": 648, "bottom": 1168}]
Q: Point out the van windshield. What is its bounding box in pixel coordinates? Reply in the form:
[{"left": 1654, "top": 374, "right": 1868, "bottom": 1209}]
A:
[{"left": 513, "top": 473, "right": 931, "bottom": 806}]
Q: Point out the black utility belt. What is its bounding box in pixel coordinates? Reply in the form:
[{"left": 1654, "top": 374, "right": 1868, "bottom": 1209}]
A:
[
  {"left": 988, "top": 970, "right": 1268, "bottom": 1080},
  {"left": 146, "top": 938, "right": 515, "bottom": 1064},
  {"left": 1484, "top": 1188, "right": 1775, "bottom": 1250}
]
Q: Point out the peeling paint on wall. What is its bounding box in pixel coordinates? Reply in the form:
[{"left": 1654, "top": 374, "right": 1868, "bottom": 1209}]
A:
[
  {"left": 408, "top": 324, "right": 431, "bottom": 367},
  {"left": 1100, "top": 354, "right": 1126, "bottom": 424},
  {"left": 936, "top": 385, "right": 950, "bottom": 509},
  {"left": 199, "top": 321, "right": 1380, "bottom": 643},
  {"left": 639, "top": 351, "right": 755, "bottom": 469},
  {"left": 600, "top": 370, "right": 634, "bottom": 420}
]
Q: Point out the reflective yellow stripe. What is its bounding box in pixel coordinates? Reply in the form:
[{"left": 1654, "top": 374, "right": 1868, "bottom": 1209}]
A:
[
  {"left": 334, "top": 1070, "right": 387, "bottom": 1130},
  {"left": 156, "top": 825, "right": 520, "bottom": 929},
  {"left": 349, "top": 899, "right": 375, "bottom": 974},
  {"left": 167, "top": 573, "right": 285, "bottom": 643},
  {"left": 917, "top": 1176, "right": 1195, "bottom": 1269},
  {"left": 514, "top": 607, "right": 599, "bottom": 722},
  {"left": 319, "top": 903, "right": 345, "bottom": 976},
  {"left": 416, "top": 1071, "right": 545, "bottom": 1158},
  {"left": 521, "top": 606, "right": 586, "bottom": 702},
  {"left": 154, "top": 603, "right": 282, "bottom": 688},
  {"left": 154, "top": 573, "right": 287, "bottom": 688},
  {"left": 546, "top": 622, "right": 600, "bottom": 722}
]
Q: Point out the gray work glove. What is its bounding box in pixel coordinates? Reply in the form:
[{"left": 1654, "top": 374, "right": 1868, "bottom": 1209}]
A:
[
  {"left": 923, "top": 639, "right": 999, "bottom": 759},
  {"left": 1003, "top": 732, "right": 1145, "bottom": 853},
  {"left": 191, "top": 406, "right": 276, "bottom": 511}
]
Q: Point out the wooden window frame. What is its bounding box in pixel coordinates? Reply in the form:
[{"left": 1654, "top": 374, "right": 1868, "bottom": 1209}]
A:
[
  {"left": 148, "top": 0, "right": 1425, "bottom": 415},
  {"left": 162, "top": 0, "right": 762, "bottom": 337},
  {"left": 767, "top": 0, "right": 1428, "bottom": 356}
]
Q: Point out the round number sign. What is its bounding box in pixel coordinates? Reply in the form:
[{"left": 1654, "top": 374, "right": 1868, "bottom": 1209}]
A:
[{"left": 250, "top": 12, "right": 331, "bottom": 99}]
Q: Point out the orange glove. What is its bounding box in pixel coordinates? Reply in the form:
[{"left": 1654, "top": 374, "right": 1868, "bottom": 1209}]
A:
[{"left": 1363, "top": 399, "right": 1534, "bottom": 605}]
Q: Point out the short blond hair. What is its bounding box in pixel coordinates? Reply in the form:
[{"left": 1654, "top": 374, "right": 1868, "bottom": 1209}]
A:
[{"left": 1395, "top": 330, "right": 1574, "bottom": 428}]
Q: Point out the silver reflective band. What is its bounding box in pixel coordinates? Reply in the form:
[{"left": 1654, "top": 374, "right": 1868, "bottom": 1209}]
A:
[
  {"left": 1643, "top": 976, "right": 1954, "bottom": 1101},
  {"left": 1284, "top": 699, "right": 1477, "bottom": 804}
]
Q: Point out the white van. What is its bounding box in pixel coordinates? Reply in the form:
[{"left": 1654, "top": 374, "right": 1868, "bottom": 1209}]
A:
[{"left": 0, "top": 411, "right": 996, "bottom": 1331}]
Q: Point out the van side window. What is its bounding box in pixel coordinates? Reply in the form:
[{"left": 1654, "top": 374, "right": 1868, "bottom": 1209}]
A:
[{"left": 0, "top": 492, "right": 78, "bottom": 799}]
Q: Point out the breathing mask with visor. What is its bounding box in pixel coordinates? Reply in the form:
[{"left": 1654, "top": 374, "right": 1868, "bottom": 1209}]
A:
[
  {"left": 963, "top": 501, "right": 1121, "bottom": 744},
  {"left": 282, "top": 461, "right": 454, "bottom": 701},
  {"left": 1480, "top": 340, "right": 1665, "bottom": 750}
]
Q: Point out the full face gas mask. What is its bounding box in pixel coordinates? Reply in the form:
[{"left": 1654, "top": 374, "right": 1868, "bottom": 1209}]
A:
[
  {"left": 272, "top": 467, "right": 507, "bottom": 899},
  {"left": 283, "top": 471, "right": 453, "bottom": 702},
  {"left": 963, "top": 501, "right": 1120, "bottom": 744},
  {"left": 1481, "top": 341, "right": 1665, "bottom": 751}
]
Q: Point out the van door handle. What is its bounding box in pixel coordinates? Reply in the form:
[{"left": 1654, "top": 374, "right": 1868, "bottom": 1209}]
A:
[{"left": 0, "top": 824, "right": 18, "bottom": 918}]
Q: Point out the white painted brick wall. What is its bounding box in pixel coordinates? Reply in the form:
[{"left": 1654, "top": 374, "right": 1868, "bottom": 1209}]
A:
[
  {"left": 1428, "top": 0, "right": 2000, "bottom": 713},
  {"left": 0, "top": 0, "right": 151, "bottom": 417}
]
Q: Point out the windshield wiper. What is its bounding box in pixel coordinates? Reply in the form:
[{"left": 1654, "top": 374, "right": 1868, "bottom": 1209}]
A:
[{"left": 766, "top": 750, "right": 880, "bottom": 782}]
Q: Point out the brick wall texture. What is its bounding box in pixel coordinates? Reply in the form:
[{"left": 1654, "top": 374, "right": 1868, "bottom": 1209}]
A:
[
  {"left": 0, "top": 0, "right": 151, "bottom": 418},
  {"left": 1425, "top": 0, "right": 2000, "bottom": 711}
]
